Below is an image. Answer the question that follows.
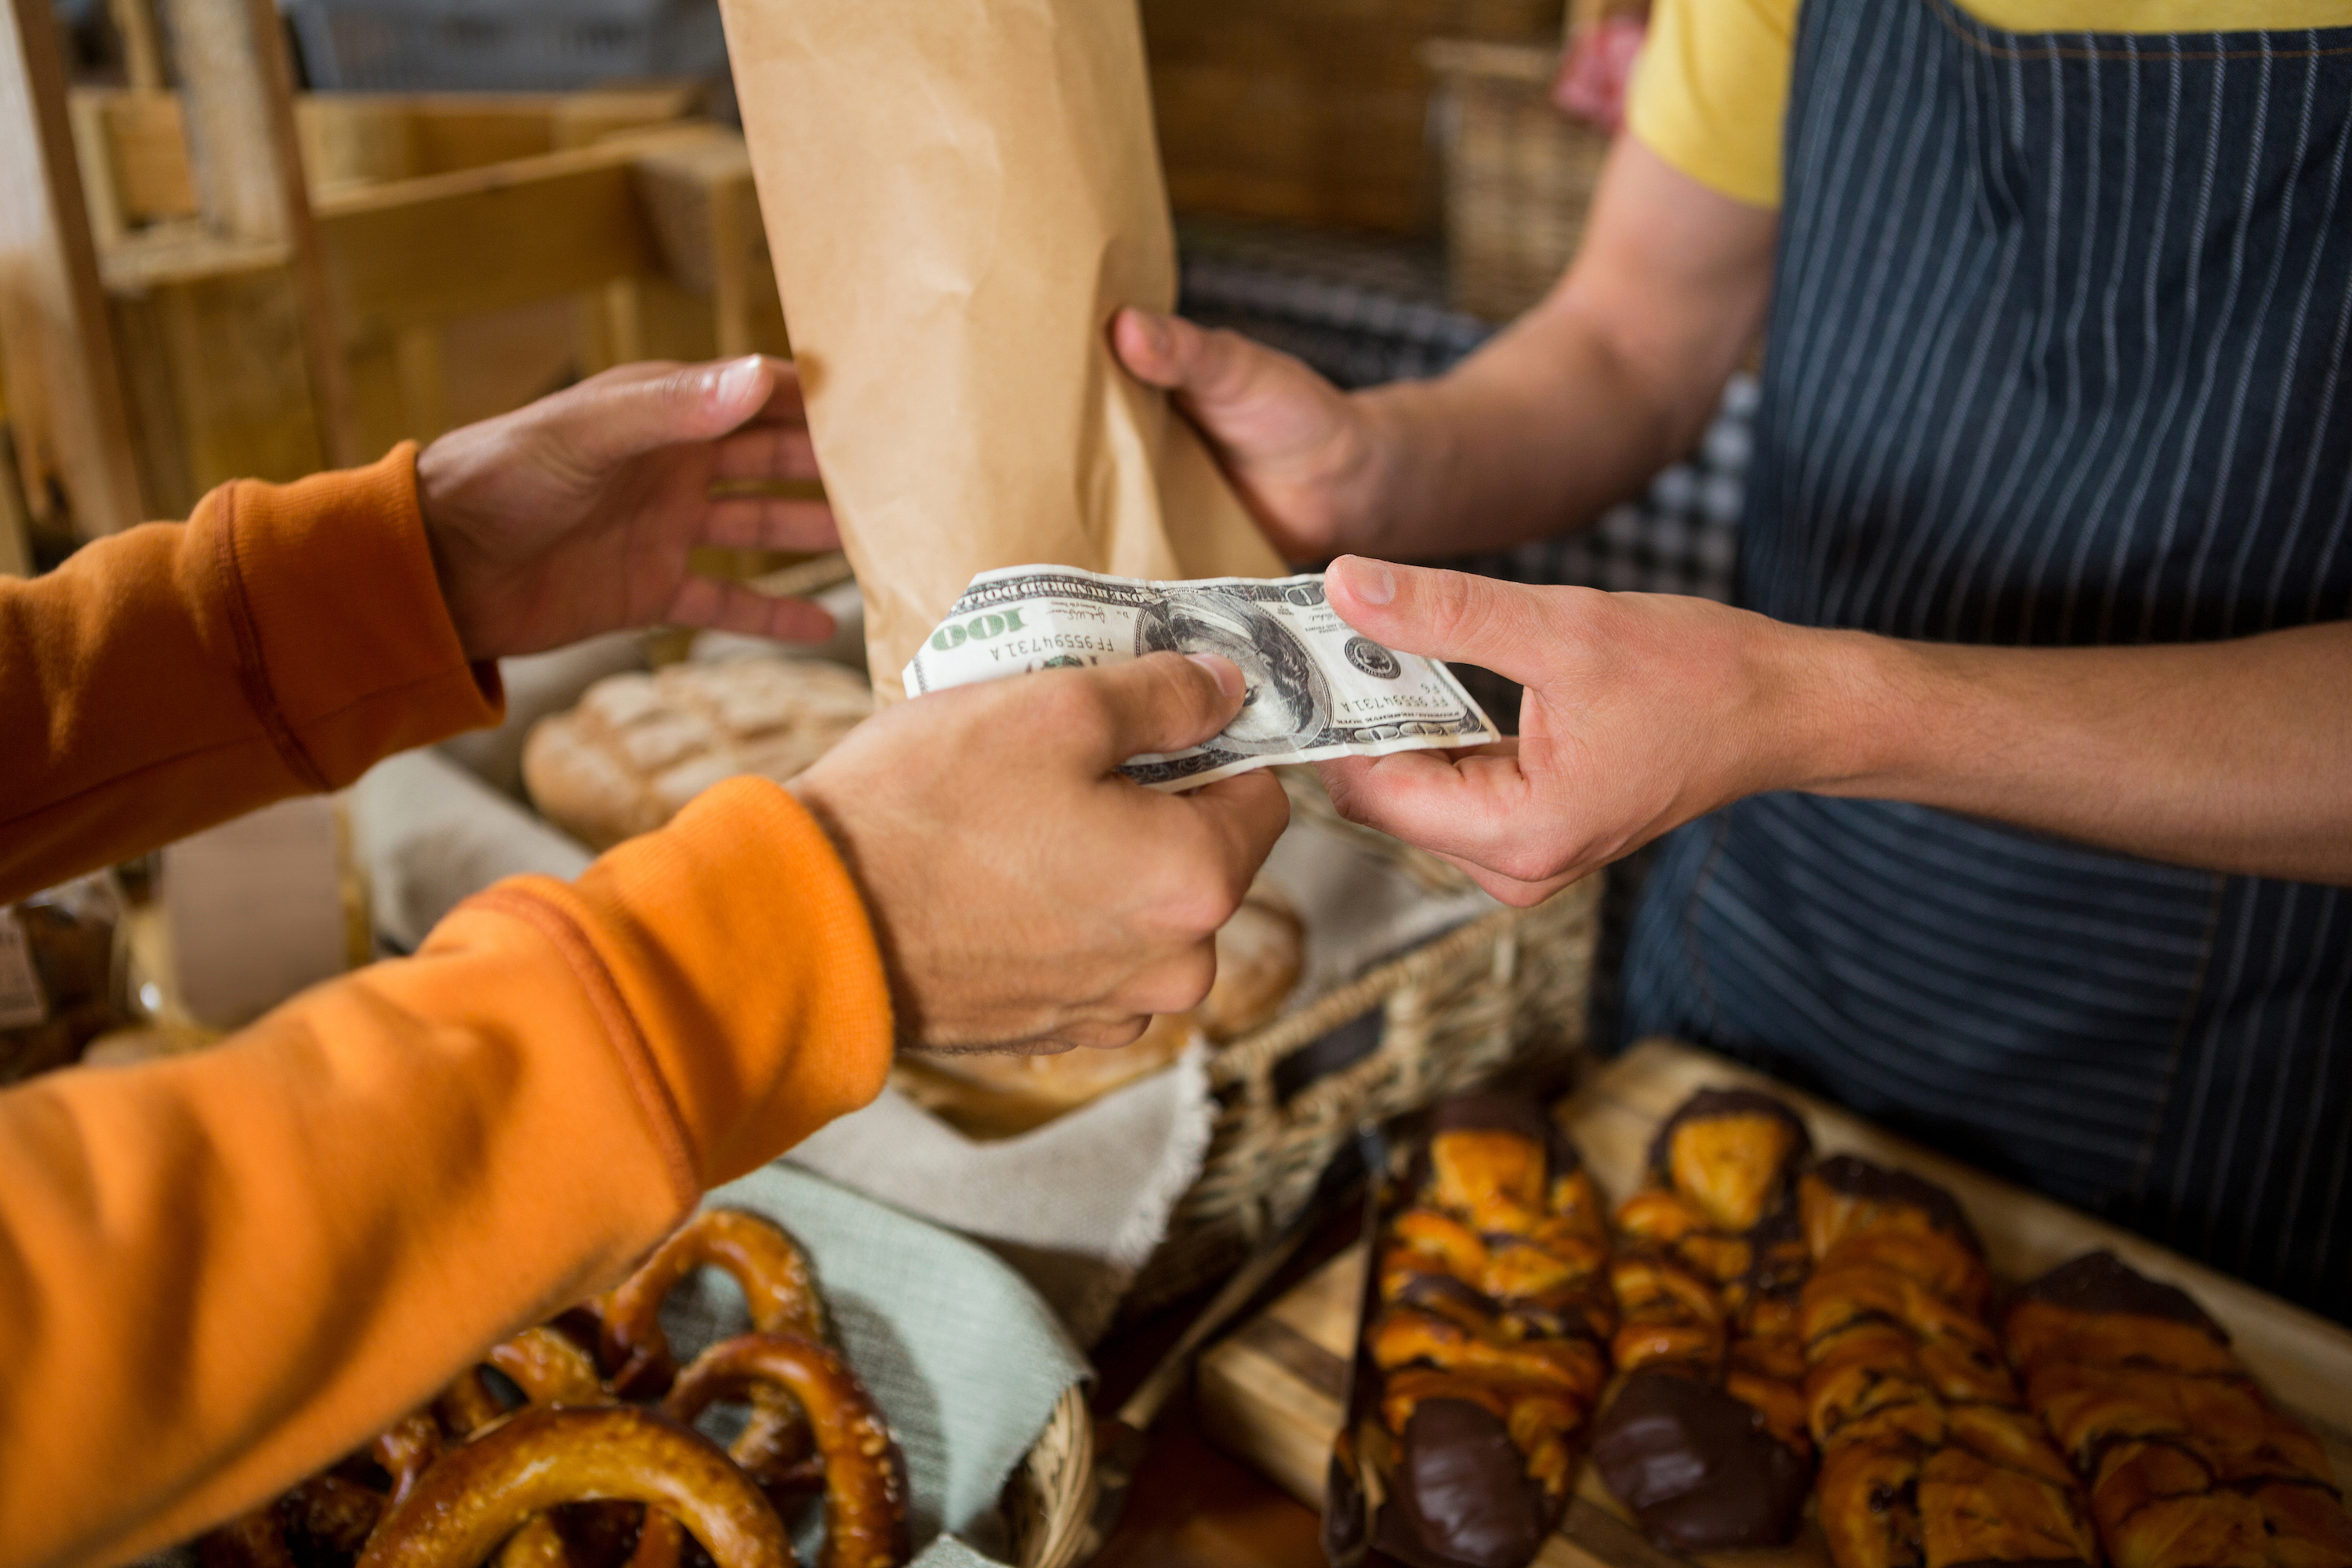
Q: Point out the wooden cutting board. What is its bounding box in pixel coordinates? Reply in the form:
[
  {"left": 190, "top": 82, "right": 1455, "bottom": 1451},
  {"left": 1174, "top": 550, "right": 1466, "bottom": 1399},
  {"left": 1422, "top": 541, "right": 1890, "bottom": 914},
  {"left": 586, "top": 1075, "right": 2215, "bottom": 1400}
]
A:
[{"left": 1196, "top": 1037, "right": 2352, "bottom": 1568}]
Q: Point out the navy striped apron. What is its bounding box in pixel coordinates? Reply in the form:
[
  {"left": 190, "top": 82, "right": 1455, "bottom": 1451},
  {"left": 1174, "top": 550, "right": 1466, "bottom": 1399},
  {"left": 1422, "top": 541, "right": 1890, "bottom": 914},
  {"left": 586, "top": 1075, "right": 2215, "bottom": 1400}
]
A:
[{"left": 1621, "top": 0, "right": 2352, "bottom": 1320}]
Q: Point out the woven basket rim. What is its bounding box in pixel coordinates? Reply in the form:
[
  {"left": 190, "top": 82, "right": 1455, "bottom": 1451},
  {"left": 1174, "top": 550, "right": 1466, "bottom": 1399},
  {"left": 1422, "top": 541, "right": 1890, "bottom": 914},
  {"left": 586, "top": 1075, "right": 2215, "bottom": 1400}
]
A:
[
  {"left": 1418, "top": 35, "right": 1559, "bottom": 83},
  {"left": 1207, "top": 879, "right": 1595, "bottom": 1088}
]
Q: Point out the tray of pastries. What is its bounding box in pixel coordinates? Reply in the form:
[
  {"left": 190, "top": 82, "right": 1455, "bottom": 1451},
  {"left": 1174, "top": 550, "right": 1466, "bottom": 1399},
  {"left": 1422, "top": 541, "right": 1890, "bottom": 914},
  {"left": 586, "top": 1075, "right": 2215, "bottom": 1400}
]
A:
[{"left": 1201, "top": 1038, "right": 2352, "bottom": 1568}]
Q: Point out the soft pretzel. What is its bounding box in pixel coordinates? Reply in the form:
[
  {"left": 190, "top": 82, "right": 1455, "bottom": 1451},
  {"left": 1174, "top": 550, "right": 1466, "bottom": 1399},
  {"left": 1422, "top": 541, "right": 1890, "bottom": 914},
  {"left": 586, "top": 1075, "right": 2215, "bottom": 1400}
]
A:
[
  {"left": 194, "top": 1412, "right": 441, "bottom": 1568},
  {"left": 648, "top": 1331, "right": 911, "bottom": 1568},
  {"left": 599, "top": 1209, "right": 826, "bottom": 1397},
  {"left": 356, "top": 1405, "right": 791, "bottom": 1568},
  {"left": 372, "top": 1410, "right": 445, "bottom": 1506}
]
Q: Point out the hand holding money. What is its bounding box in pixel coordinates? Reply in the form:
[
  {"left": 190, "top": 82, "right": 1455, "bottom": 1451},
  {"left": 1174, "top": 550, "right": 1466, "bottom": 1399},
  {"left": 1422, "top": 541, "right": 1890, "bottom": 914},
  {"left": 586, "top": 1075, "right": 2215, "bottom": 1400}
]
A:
[
  {"left": 1313, "top": 556, "right": 1812, "bottom": 908},
  {"left": 787, "top": 653, "right": 1290, "bottom": 1053},
  {"left": 905, "top": 564, "right": 1498, "bottom": 789}
]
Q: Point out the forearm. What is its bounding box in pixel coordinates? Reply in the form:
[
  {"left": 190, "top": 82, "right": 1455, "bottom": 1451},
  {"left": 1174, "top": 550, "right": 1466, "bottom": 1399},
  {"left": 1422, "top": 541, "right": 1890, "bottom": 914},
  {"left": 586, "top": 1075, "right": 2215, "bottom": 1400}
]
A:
[
  {"left": 1345, "top": 137, "right": 1775, "bottom": 561},
  {"left": 0, "top": 448, "right": 499, "bottom": 903},
  {"left": 1777, "top": 620, "right": 2352, "bottom": 884},
  {"left": 0, "top": 780, "right": 892, "bottom": 1566},
  {"left": 1351, "top": 296, "right": 1700, "bottom": 558}
]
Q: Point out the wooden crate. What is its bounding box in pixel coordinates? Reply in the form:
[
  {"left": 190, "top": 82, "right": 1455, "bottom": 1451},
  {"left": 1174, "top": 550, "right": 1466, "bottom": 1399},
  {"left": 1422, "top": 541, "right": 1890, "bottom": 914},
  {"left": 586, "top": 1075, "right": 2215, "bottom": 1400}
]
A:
[
  {"left": 72, "top": 93, "right": 786, "bottom": 517},
  {"left": 1198, "top": 1037, "right": 2352, "bottom": 1566},
  {"left": 1142, "top": 0, "right": 1564, "bottom": 236}
]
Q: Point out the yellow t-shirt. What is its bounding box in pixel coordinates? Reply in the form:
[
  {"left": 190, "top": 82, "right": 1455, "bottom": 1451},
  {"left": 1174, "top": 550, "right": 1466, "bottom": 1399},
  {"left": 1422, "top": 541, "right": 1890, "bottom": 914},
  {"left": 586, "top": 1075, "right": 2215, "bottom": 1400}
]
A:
[{"left": 1627, "top": 0, "right": 2352, "bottom": 209}]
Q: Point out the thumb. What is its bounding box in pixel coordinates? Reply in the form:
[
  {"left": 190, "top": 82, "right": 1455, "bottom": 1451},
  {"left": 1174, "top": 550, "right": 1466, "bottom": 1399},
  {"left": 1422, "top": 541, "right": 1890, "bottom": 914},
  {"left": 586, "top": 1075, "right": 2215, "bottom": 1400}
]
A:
[
  {"left": 1325, "top": 556, "right": 1558, "bottom": 686},
  {"left": 1080, "top": 652, "right": 1249, "bottom": 768},
  {"left": 1112, "top": 309, "right": 1265, "bottom": 411},
  {"left": 551, "top": 355, "right": 778, "bottom": 471}
]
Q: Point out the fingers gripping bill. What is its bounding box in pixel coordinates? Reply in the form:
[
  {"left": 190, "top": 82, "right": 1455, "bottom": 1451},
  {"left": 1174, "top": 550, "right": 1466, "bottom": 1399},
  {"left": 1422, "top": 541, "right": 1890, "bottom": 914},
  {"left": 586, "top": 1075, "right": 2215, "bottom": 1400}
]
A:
[{"left": 906, "top": 564, "right": 1499, "bottom": 789}]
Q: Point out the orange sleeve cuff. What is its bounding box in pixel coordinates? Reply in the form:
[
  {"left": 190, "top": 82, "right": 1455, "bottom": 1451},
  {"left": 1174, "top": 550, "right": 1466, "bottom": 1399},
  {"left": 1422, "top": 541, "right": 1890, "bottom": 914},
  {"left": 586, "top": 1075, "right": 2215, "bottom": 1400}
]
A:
[
  {"left": 465, "top": 775, "right": 898, "bottom": 1189},
  {"left": 220, "top": 442, "right": 503, "bottom": 789}
]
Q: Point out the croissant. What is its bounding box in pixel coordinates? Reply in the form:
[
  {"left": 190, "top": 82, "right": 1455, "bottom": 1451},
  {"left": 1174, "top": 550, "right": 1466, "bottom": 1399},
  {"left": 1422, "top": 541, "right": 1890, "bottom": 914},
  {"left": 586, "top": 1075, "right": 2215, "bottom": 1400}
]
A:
[
  {"left": 2005, "top": 1250, "right": 2352, "bottom": 1568},
  {"left": 1592, "top": 1087, "right": 1816, "bottom": 1549},
  {"left": 1338, "top": 1093, "right": 1615, "bottom": 1568},
  {"left": 1801, "top": 1156, "right": 2096, "bottom": 1568}
]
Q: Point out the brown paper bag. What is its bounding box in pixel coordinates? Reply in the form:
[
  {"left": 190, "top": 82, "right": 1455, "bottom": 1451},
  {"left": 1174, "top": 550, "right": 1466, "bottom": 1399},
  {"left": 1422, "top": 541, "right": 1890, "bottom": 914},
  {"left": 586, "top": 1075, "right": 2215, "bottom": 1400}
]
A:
[{"left": 719, "top": 0, "right": 1284, "bottom": 694}]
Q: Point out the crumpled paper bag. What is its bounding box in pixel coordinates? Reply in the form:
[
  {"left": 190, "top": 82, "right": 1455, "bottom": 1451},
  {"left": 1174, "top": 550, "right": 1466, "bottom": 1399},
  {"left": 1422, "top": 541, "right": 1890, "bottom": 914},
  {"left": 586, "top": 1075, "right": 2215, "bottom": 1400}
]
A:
[{"left": 718, "top": 0, "right": 1284, "bottom": 691}]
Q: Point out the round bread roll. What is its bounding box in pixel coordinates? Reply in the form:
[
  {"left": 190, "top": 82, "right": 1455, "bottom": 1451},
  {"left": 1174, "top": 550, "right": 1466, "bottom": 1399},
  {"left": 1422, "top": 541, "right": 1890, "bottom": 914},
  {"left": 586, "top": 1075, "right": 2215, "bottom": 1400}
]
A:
[
  {"left": 894, "top": 879, "right": 1304, "bottom": 1138},
  {"left": 1199, "top": 880, "right": 1305, "bottom": 1041},
  {"left": 898, "top": 1014, "right": 1202, "bottom": 1140},
  {"left": 523, "top": 657, "right": 872, "bottom": 849}
]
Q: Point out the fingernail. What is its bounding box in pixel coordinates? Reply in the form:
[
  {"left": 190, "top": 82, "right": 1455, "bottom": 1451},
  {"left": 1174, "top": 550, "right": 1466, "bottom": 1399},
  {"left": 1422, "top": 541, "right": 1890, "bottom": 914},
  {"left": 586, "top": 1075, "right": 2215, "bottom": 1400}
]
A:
[
  {"left": 1141, "top": 312, "right": 1172, "bottom": 358},
  {"left": 1186, "top": 652, "right": 1243, "bottom": 702},
  {"left": 713, "top": 355, "right": 764, "bottom": 408},
  {"left": 1341, "top": 556, "right": 1396, "bottom": 605}
]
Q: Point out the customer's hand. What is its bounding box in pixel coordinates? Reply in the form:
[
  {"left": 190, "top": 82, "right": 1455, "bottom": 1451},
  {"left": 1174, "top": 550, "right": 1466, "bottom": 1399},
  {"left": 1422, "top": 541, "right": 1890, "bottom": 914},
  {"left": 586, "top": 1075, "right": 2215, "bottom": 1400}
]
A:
[
  {"left": 1112, "top": 307, "right": 1388, "bottom": 562},
  {"left": 416, "top": 356, "right": 837, "bottom": 660},
  {"left": 788, "top": 653, "right": 1292, "bottom": 1054},
  {"left": 1312, "top": 557, "right": 1834, "bottom": 905}
]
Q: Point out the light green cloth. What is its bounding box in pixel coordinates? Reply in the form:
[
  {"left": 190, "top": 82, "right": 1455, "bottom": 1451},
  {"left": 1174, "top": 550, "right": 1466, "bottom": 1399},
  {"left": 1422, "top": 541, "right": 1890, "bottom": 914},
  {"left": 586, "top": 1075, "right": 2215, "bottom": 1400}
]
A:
[{"left": 673, "top": 1163, "right": 1092, "bottom": 1559}]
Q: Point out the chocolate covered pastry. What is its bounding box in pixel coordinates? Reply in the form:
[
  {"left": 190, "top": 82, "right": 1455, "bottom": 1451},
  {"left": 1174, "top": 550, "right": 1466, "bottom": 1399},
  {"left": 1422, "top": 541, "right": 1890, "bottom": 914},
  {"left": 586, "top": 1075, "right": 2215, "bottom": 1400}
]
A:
[
  {"left": 2006, "top": 1250, "right": 2352, "bottom": 1568},
  {"left": 1328, "top": 1094, "right": 1613, "bottom": 1568},
  {"left": 1592, "top": 1087, "right": 1815, "bottom": 1549},
  {"left": 1802, "top": 1156, "right": 2096, "bottom": 1568}
]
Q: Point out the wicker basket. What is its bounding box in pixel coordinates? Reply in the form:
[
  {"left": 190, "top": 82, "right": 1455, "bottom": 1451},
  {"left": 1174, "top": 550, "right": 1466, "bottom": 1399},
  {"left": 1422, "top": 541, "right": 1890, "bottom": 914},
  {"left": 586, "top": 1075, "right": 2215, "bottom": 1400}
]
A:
[
  {"left": 1423, "top": 38, "right": 1613, "bottom": 321},
  {"left": 1124, "top": 784, "right": 1599, "bottom": 1310}
]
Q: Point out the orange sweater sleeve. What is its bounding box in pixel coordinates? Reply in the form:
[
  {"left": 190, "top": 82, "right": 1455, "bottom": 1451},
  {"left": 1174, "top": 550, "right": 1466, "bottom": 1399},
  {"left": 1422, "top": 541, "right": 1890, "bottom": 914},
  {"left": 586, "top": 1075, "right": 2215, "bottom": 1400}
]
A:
[
  {"left": 0, "top": 443, "right": 501, "bottom": 904},
  {"left": 0, "top": 776, "right": 895, "bottom": 1566}
]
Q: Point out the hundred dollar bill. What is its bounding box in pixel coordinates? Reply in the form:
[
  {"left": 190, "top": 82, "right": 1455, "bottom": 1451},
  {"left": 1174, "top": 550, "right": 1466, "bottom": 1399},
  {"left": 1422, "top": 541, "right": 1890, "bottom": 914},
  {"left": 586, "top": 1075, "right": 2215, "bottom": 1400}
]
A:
[{"left": 903, "top": 564, "right": 1499, "bottom": 789}]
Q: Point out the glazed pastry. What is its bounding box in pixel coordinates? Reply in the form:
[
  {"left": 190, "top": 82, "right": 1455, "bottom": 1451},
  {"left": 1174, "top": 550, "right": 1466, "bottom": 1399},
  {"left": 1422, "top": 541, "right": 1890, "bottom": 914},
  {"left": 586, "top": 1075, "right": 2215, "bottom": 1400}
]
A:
[
  {"left": 2005, "top": 1250, "right": 2352, "bottom": 1568},
  {"left": 1334, "top": 1093, "right": 1614, "bottom": 1568},
  {"left": 1592, "top": 1087, "right": 1815, "bottom": 1549},
  {"left": 1802, "top": 1156, "right": 2096, "bottom": 1568}
]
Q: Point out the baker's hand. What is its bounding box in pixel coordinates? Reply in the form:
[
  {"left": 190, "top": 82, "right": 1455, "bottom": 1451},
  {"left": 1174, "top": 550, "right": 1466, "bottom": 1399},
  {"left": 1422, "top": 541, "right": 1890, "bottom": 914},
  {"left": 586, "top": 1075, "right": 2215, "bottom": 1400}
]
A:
[
  {"left": 787, "top": 654, "right": 1292, "bottom": 1054},
  {"left": 416, "top": 356, "right": 838, "bottom": 660},
  {"left": 1112, "top": 307, "right": 1388, "bottom": 562},
  {"left": 1313, "top": 557, "right": 1826, "bottom": 905}
]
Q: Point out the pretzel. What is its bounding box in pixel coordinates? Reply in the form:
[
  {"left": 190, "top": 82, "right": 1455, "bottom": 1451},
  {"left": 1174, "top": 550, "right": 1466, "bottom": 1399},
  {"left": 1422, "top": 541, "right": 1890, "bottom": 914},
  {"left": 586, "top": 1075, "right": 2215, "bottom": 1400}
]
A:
[
  {"left": 194, "top": 1410, "right": 443, "bottom": 1568},
  {"left": 648, "top": 1331, "right": 910, "bottom": 1568},
  {"left": 372, "top": 1410, "right": 445, "bottom": 1506},
  {"left": 356, "top": 1404, "right": 791, "bottom": 1568},
  {"left": 599, "top": 1210, "right": 826, "bottom": 1398}
]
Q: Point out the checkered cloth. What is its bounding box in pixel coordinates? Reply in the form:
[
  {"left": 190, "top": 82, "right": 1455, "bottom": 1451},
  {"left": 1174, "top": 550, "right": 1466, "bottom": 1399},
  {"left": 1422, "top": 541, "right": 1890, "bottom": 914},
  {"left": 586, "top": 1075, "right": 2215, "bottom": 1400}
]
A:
[{"left": 1174, "top": 219, "right": 1751, "bottom": 606}]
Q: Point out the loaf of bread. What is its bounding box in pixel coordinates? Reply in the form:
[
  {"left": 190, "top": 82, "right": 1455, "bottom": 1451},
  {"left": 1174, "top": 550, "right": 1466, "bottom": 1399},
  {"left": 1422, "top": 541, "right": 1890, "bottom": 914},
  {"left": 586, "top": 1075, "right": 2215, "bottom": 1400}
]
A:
[{"left": 523, "top": 657, "right": 873, "bottom": 849}]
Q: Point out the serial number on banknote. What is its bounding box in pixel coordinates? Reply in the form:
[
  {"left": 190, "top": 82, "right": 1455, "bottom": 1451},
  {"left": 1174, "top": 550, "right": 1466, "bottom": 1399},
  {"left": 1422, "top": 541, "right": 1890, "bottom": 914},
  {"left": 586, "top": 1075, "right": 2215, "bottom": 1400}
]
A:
[{"left": 903, "top": 564, "right": 1499, "bottom": 789}]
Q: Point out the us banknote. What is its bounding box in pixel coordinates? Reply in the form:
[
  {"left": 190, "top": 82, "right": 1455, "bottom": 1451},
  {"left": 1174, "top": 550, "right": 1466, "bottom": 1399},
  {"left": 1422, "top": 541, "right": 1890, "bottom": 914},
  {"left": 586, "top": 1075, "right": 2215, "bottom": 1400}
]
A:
[{"left": 903, "top": 564, "right": 1498, "bottom": 789}]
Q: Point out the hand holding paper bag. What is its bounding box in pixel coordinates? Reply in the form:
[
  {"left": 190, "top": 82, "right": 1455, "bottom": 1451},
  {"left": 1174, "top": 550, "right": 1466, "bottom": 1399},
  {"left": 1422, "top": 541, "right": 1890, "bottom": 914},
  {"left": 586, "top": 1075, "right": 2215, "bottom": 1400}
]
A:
[{"left": 718, "top": 0, "right": 1284, "bottom": 695}]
